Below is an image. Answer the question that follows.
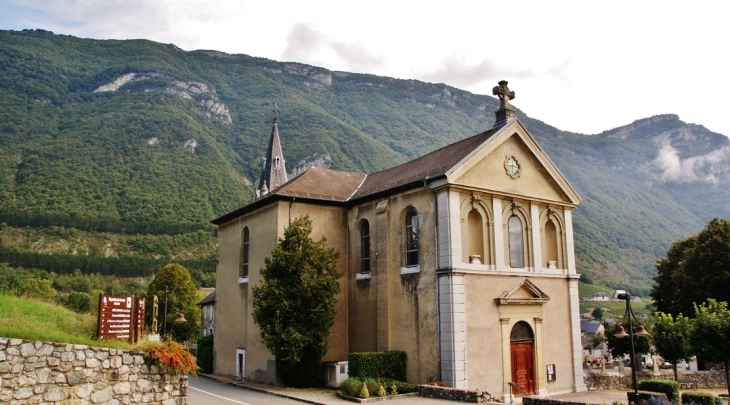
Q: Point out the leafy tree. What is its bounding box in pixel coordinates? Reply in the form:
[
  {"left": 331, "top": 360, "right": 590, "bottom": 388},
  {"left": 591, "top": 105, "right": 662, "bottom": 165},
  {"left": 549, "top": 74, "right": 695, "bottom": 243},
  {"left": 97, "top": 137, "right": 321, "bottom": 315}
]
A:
[
  {"left": 652, "top": 218, "right": 730, "bottom": 317},
  {"left": 592, "top": 307, "right": 604, "bottom": 321},
  {"left": 652, "top": 312, "right": 693, "bottom": 381},
  {"left": 146, "top": 263, "right": 200, "bottom": 341},
  {"left": 251, "top": 215, "right": 342, "bottom": 387},
  {"left": 690, "top": 299, "right": 730, "bottom": 396},
  {"left": 592, "top": 332, "right": 605, "bottom": 351}
]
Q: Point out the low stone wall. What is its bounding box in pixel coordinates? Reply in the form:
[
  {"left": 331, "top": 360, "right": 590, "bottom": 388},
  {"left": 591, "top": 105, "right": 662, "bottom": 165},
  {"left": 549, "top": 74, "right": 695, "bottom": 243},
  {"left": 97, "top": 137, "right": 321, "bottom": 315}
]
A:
[
  {"left": 418, "top": 384, "right": 501, "bottom": 403},
  {"left": 523, "top": 396, "right": 589, "bottom": 405},
  {"left": 584, "top": 370, "right": 728, "bottom": 390},
  {"left": 0, "top": 337, "right": 188, "bottom": 404}
]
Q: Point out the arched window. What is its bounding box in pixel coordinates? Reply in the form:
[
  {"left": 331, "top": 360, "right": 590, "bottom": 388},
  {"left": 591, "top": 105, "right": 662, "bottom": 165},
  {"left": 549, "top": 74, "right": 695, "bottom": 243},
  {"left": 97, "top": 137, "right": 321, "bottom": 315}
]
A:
[
  {"left": 405, "top": 207, "right": 418, "bottom": 267},
  {"left": 508, "top": 215, "right": 524, "bottom": 268},
  {"left": 240, "top": 227, "right": 250, "bottom": 278},
  {"left": 275, "top": 156, "right": 280, "bottom": 168},
  {"left": 468, "top": 209, "right": 484, "bottom": 263},
  {"left": 360, "top": 220, "right": 370, "bottom": 273}
]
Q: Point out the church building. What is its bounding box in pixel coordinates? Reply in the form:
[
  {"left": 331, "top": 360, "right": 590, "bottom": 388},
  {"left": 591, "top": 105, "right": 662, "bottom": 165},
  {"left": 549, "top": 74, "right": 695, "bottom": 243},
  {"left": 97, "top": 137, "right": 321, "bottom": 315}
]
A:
[{"left": 211, "top": 81, "right": 587, "bottom": 400}]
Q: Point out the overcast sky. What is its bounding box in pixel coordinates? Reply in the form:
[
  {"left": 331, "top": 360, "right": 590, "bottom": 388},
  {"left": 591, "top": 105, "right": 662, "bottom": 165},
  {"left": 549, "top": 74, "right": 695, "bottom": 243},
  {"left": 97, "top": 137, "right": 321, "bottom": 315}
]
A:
[{"left": 2, "top": 0, "right": 729, "bottom": 137}]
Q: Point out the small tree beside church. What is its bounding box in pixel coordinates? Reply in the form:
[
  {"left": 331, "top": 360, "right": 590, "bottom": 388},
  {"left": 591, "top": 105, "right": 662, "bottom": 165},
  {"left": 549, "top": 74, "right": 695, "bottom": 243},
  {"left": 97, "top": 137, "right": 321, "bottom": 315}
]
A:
[{"left": 252, "top": 215, "right": 342, "bottom": 387}]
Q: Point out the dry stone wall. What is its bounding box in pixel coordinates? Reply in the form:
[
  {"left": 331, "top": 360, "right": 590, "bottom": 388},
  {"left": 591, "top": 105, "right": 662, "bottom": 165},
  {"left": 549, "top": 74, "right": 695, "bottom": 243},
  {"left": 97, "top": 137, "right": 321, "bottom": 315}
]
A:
[
  {"left": 418, "top": 384, "right": 501, "bottom": 403},
  {"left": 0, "top": 337, "right": 188, "bottom": 404},
  {"left": 584, "top": 370, "right": 728, "bottom": 390}
]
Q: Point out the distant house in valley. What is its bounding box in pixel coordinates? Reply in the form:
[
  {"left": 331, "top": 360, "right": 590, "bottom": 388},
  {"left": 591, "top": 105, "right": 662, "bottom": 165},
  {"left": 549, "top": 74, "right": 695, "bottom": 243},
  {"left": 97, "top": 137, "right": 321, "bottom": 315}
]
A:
[
  {"left": 580, "top": 320, "right": 605, "bottom": 337},
  {"left": 196, "top": 289, "right": 215, "bottom": 337}
]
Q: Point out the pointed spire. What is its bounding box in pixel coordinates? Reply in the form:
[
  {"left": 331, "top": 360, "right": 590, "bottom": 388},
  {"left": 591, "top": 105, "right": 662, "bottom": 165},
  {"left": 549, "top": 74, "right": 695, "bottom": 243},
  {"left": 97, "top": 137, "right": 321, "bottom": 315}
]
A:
[{"left": 257, "top": 105, "right": 288, "bottom": 197}]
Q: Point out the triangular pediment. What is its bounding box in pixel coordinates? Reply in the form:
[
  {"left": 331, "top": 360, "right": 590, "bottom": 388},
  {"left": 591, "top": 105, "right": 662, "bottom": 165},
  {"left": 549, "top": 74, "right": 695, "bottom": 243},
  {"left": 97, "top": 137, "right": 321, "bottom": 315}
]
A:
[
  {"left": 496, "top": 278, "right": 550, "bottom": 305},
  {"left": 448, "top": 120, "right": 580, "bottom": 205}
]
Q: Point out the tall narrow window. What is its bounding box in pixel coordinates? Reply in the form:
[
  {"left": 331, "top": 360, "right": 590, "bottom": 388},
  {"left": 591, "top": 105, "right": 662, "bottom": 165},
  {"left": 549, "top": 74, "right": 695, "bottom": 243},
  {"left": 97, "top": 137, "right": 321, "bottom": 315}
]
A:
[
  {"left": 405, "top": 208, "right": 419, "bottom": 267},
  {"left": 275, "top": 157, "right": 280, "bottom": 168},
  {"left": 241, "top": 227, "right": 250, "bottom": 278},
  {"left": 360, "top": 220, "right": 370, "bottom": 273},
  {"left": 508, "top": 215, "right": 524, "bottom": 268}
]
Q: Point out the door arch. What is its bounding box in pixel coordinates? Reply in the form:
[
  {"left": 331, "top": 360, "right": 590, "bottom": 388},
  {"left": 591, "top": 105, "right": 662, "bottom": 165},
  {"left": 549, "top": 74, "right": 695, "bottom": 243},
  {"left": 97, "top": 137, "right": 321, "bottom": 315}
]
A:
[{"left": 510, "top": 321, "right": 535, "bottom": 396}]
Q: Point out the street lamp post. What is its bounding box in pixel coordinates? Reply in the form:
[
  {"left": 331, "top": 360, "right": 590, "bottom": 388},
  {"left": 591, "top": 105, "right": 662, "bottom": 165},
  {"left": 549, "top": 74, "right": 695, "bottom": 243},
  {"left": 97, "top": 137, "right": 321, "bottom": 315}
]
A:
[
  {"left": 162, "top": 285, "right": 186, "bottom": 338},
  {"left": 614, "top": 291, "right": 650, "bottom": 402}
]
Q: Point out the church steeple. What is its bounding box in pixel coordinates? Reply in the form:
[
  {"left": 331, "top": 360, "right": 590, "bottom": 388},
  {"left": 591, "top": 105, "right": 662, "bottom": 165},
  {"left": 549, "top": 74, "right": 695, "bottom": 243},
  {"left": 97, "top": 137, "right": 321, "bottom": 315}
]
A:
[{"left": 257, "top": 105, "right": 288, "bottom": 197}]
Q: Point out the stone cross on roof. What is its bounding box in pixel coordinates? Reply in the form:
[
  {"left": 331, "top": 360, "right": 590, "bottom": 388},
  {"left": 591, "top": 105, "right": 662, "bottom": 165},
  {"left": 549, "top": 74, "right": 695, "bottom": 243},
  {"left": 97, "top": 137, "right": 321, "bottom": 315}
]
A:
[
  {"left": 492, "top": 80, "right": 516, "bottom": 127},
  {"left": 492, "top": 80, "right": 515, "bottom": 110}
]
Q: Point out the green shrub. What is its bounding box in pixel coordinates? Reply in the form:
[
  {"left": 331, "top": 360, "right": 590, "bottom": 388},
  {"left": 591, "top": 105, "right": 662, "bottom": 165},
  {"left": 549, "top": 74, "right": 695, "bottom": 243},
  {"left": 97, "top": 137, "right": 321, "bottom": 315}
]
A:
[
  {"left": 195, "top": 334, "right": 214, "bottom": 374},
  {"left": 638, "top": 379, "right": 679, "bottom": 403},
  {"left": 348, "top": 351, "right": 406, "bottom": 381},
  {"left": 364, "top": 378, "right": 379, "bottom": 395},
  {"left": 359, "top": 382, "right": 370, "bottom": 399},
  {"left": 682, "top": 392, "right": 722, "bottom": 405},
  {"left": 339, "top": 378, "right": 362, "bottom": 397},
  {"left": 380, "top": 378, "right": 418, "bottom": 394},
  {"left": 628, "top": 391, "right": 668, "bottom": 405},
  {"left": 376, "top": 384, "right": 386, "bottom": 397}
]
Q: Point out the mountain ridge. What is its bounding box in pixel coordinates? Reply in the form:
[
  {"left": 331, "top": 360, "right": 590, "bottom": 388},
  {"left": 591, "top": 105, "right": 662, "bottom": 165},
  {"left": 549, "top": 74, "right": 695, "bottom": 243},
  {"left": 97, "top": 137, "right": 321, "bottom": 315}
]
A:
[{"left": 1, "top": 29, "right": 729, "bottom": 292}]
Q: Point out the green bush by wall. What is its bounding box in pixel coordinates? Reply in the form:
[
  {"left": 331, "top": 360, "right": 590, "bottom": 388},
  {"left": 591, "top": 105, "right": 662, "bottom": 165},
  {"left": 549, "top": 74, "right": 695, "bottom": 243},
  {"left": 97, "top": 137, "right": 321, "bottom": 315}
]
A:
[
  {"left": 347, "top": 351, "right": 406, "bottom": 381},
  {"left": 681, "top": 392, "right": 722, "bottom": 405},
  {"left": 637, "top": 379, "right": 679, "bottom": 403}
]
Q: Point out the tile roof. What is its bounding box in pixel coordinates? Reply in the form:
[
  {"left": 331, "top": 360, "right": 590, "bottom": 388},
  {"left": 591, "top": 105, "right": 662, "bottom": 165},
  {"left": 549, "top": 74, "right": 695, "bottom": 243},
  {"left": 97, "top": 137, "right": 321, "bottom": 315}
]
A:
[
  {"left": 352, "top": 127, "right": 500, "bottom": 199},
  {"left": 196, "top": 290, "right": 216, "bottom": 305},
  {"left": 212, "top": 124, "right": 503, "bottom": 224},
  {"left": 275, "top": 167, "right": 366, "bottom": 201}
]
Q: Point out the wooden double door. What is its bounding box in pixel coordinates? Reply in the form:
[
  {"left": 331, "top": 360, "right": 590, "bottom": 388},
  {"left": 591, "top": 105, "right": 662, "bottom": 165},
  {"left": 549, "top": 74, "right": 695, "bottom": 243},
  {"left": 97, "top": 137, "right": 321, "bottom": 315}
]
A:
[
  {"left": 510, "top": 321, "right": 536, "bottom": 396},
  {"left": 510, "top": 342, "right": 535, "bottom": 395}
]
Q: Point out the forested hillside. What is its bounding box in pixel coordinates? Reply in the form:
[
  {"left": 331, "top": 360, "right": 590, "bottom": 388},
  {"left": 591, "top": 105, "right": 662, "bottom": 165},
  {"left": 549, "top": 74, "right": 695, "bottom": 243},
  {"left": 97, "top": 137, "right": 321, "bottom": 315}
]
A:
[{"left": 2, "top": 29, "right": 729, "bottom": 292}]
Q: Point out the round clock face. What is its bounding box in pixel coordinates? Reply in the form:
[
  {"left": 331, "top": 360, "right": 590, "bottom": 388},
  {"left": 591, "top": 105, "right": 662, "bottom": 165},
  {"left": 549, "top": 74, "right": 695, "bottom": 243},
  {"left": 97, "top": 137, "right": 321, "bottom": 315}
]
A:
[{"left": 505, "top": 156, "right": 519, "bottom": 178}]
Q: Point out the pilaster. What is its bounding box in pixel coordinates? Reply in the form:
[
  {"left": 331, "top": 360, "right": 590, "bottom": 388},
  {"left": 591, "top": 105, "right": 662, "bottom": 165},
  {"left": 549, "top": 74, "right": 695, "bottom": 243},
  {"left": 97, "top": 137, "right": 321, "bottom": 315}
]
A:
[
  {"left": 531, "top": 203, "right": 542, "bottom": 272},
  {"left": 376, "top": 200, "right": 390, "bottom": 351},
  {"left": 564, "top": 209, "right": 576, "bottom": 275},
  {"left": 569, "top": 278, "right": 587, "bottom": 392},
  {"left": 493, "top": 198, "right": 504, "bottom": 270},
  {"left": 439, "top": 274, "right": 468, "bottom": 389}
]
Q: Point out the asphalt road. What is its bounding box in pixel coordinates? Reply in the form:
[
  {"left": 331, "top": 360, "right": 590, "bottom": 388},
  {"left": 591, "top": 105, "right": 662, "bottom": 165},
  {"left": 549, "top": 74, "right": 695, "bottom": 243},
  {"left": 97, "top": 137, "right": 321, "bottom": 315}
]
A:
[{"left": 188, "top": 377, "right": 305, "bottom": 405}]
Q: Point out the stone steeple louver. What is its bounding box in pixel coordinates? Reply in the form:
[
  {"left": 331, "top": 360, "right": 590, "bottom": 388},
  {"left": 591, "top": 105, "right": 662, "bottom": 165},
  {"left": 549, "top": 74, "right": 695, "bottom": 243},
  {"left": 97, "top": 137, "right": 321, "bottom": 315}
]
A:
[{"left": 257, "top": 107, "right": 288, "bottom": 197}]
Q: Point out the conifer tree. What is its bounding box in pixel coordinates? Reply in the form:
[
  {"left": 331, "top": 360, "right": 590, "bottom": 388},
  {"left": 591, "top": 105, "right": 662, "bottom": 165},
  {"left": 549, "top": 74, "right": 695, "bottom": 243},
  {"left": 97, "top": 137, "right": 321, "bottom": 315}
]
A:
[{"left": 252, "top": 215, "right": 342, "bottom": 387}]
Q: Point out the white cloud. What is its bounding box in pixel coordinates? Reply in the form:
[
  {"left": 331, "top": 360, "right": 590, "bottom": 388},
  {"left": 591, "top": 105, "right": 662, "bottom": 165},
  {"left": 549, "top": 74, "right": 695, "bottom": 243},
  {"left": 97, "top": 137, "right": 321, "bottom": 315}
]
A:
[
  {"left": 649, "top": 143, "right": 730, "bottom": 184},
  {"left": 281, "top": 23, "right": 385, "bottom": 72}
]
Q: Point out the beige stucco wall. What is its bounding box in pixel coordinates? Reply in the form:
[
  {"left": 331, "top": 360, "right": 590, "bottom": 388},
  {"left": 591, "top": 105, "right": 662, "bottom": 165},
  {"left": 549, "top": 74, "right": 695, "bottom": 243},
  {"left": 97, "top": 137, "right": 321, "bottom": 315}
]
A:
[
  {"left": 463, "top": 275, "right": 575, "bottom": 398},
  {"left": 214, "top": 200, "right": 349, "bottom": 381}
]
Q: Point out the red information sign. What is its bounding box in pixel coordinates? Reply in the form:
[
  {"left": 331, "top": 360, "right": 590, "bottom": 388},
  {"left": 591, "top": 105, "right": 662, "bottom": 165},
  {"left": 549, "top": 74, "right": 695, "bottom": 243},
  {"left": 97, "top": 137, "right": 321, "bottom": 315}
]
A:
[{"left": 97, "top": 294, "right": 144, "bottom": 343}]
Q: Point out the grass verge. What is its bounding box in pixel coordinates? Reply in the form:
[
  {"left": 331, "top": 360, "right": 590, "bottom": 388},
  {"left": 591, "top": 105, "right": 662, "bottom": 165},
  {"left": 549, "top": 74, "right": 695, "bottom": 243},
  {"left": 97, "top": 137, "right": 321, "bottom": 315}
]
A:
[{"left": 0, "top": 293, "right": 133, "bottom": 349}]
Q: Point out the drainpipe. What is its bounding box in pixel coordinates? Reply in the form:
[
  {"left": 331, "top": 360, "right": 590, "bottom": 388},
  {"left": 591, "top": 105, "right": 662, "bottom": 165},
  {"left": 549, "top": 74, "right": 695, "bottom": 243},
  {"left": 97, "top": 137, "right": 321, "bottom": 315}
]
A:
[{"left": 288, "top": 197, "right": 296, "bottom": 225}]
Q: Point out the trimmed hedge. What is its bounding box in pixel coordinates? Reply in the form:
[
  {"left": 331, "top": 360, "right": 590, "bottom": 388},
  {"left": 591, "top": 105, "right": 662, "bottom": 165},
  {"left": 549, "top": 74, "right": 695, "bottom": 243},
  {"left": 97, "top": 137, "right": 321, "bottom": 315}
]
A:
[
  {"left": 628, "top": 391, "right": 669, "bottom": 405},
  {"left": 682, "top": 392, "right": 722, "bottom": 405},
  {"left": 638, "top": 379, "right": 680, "bottom": 403},
  {"left": 348, "top": 351, "right": 406, "bottom": 381}
]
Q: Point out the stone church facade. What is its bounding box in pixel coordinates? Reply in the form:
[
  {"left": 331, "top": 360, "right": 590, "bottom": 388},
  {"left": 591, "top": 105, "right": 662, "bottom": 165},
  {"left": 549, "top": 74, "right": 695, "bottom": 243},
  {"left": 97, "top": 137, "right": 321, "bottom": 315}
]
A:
[{"left": 211, "top": 82, "right": 586, "bottom": 400}]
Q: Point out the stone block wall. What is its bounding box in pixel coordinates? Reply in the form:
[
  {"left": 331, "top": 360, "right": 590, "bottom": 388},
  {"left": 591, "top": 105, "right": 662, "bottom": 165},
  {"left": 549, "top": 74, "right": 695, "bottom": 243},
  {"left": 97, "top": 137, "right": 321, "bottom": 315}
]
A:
[
  {"left": 0, "top": 337, "right": 188, "bottom": 404},
  {"left": 418, "top": 384, "right": 500, "bottom": 403},
  {"left": 584, "top": 370, "right": 728, "bottom": 390}
]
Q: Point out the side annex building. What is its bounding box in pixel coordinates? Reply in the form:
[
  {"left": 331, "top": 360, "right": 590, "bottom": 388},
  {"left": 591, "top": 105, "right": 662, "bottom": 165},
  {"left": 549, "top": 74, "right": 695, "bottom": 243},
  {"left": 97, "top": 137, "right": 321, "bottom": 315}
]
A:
[{"left": 211, "top": 82, "right": 587, "bottom": 400}]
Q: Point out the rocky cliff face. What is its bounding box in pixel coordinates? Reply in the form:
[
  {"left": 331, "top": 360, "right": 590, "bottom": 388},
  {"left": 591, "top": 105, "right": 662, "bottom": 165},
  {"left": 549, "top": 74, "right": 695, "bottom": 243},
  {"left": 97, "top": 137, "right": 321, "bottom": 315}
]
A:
[{"left": 594, "top": 115, "right": 730, "bottom": 185}]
